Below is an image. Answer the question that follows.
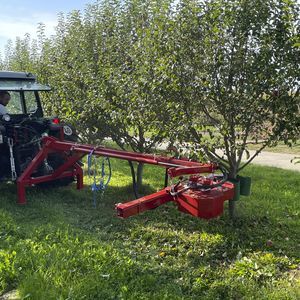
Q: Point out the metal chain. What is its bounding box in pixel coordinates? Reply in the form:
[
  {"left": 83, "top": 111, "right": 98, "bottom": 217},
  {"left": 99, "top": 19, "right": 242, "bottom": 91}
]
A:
[
  {"left": 88, "top": 149, "right": 111, "bottom": 208},
  {"left": 8, "top": 138, "right": 17, "bottom": 181}
]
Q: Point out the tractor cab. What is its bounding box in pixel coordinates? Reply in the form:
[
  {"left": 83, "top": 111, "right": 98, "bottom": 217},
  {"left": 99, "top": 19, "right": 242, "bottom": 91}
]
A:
[{"left": 0, "top": 71, "right": 50, "bottom": 121}]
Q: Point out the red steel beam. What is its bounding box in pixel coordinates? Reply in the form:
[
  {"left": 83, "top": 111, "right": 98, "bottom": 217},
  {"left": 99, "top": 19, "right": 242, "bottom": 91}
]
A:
[
  {"left": 44, "top": 137, "right": 207, "bottom": 169},
  {"left": 16, "top": 136, "right": 218, "bottom": 205},
  {"left": 116, "top": 188, "right": 173, "bottom": 218},
  {"left": 167, "top": 165, "right": 217, "bottom": 178}
]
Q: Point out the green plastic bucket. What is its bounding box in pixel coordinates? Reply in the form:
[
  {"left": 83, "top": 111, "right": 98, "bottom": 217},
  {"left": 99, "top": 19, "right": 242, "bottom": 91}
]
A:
[{"left": 238, "top": 176, "right": 252, "bottom": 196}]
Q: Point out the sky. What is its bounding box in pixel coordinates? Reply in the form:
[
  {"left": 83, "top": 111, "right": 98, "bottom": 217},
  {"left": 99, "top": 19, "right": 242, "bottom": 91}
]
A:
[{"left": 0, "top": 0, "right": 92, "bottom": 56}]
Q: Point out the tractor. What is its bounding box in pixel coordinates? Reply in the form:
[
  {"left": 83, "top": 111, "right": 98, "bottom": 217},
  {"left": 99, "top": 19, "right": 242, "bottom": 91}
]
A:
[{"left": 0, "top": 71, "right": 77, "bottom": 183}]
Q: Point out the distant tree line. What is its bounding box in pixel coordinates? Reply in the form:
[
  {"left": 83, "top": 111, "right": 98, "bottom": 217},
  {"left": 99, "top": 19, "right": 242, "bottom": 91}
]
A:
[{"left": 1, "top": 0, "right": 299, "bottom": 185}]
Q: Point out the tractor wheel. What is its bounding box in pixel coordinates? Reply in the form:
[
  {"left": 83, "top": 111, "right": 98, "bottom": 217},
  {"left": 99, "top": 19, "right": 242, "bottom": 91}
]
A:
[{"left": 37, "top": 133, "right": 80, "bottom": 188}]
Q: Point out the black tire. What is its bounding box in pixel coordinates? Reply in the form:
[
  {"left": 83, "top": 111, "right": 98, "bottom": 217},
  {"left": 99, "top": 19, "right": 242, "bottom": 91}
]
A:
[{"left": 37, "top": 133, "right": 79, "bottom": 188}]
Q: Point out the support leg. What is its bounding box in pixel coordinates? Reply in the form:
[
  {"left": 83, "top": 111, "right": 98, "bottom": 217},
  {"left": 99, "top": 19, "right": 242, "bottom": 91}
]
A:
[
  {"left": 17, "top": 182, "right": 27, "bottom": 205},
  {"left": 75, "top": 165, "right": 84, "bottom": 190}
]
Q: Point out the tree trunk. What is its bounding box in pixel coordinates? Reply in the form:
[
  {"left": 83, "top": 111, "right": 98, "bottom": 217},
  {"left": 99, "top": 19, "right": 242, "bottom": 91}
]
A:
[
  {"left": 127, "top": 162, "right": 144, "bottom": 198},
  {"left": 229, "top": 200, "right": 236, "bottom": 220},
  {"left": 136, "top": 162, "right": 144, "bottom": 192},
  {"left": 228, "top": 167, "right": 238, "bottom": 220},
  {"left": 128, "top": 161, "right": 138, "bottom": 199}
]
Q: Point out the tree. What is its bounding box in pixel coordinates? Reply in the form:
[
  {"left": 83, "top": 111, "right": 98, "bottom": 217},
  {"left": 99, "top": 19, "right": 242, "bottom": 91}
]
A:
[
  {"left": 2, "top": 0, "right": 298, "bottom": 204},
  {"left": 88, "top": 0, "right": 178, "bottom": 191},
  {"left": 170, "top": 0, "right": 300, "bottom": 216},
  {"left": 172, "top": 0, "right": 299, "bottom": 175},
  {"left": 1, "top": 0, "right": 178, "bottom": 193}
]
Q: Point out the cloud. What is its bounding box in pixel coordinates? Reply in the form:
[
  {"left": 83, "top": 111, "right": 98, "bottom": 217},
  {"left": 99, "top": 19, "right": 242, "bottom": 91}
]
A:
[
  {"left": 0, "top": 13, "right": 58, "bottom": 55},
  {"left": 0, "top": 14, "right": 57, "bottom": 39}
]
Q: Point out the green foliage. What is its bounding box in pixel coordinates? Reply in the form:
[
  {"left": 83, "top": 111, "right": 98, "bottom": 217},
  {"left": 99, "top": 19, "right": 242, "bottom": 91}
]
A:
[
  {"left": 1, "top": 0, "right": 299, "bottom": 178},
  {"left": 171, "top": 0, "right": 300, "bottom": 177}
]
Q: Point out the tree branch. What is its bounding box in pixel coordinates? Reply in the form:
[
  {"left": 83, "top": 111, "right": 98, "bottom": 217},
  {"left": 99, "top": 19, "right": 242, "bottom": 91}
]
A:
[
  {"left": 238, "top": 143, "right": 268, "bottom": 172},
  {"left": 237, "top": 115, "right": 253, "bottom": 167},
  {"left": 202, "top": 147, "right": 229, "bottom": 169}
]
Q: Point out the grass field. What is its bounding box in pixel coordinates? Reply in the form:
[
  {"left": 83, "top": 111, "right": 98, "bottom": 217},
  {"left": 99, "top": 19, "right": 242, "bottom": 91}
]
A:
[{"left": 0, "top": 160, "right": 299, "bottom": 299}]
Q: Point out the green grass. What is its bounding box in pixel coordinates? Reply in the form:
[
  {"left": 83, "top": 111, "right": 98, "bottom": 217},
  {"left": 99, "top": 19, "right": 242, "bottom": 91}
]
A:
[{"left": 0, "top": 160, "right": 299, "bottom": 299}]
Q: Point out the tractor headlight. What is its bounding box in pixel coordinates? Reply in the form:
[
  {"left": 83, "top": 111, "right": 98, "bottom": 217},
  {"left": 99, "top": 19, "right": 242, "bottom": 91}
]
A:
[{"left": 2, "top": 114, "right": 10, "bottom": 122}]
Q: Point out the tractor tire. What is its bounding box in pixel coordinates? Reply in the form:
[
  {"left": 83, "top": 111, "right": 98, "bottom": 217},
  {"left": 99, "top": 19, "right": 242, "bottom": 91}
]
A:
[{"left": 37, "top": 133, "right": 80, "bottom": 188}]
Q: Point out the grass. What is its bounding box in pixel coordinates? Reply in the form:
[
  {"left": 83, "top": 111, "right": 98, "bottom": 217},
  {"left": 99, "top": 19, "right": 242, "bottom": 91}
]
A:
[{"left": 0, "top": 160, "right": 299, "bottom": 299}]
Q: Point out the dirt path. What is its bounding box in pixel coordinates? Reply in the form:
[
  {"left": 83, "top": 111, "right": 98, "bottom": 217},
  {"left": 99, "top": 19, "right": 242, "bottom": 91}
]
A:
[
  {"left": 245, "top": 150, "right": 300, "bottom": 172},
  {"left": 161, "top": 142, "right": 300, "bottom": 172},
  {"left": 213, "top": 149, "right": 300, "bottom": 172}
]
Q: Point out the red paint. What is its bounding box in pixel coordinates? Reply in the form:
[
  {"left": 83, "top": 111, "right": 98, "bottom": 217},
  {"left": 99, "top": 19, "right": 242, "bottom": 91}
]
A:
[{"left": 52, "top": 117, "right": 60, "bottom": 124}]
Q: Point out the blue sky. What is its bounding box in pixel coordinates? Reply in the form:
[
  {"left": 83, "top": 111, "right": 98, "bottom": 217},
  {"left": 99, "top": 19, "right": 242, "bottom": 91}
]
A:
[{"left": 0, "top": 0, "right": 92, "bottom": 56}]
